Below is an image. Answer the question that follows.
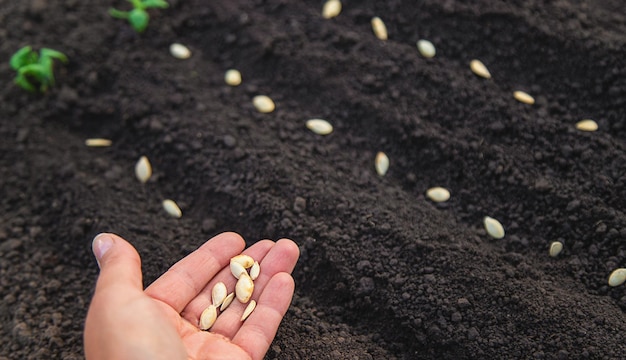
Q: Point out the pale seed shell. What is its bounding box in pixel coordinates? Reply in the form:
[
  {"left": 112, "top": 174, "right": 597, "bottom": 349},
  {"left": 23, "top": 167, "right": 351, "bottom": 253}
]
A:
[
  {"left": 426, "top": 187, "right": 450, "bottom": 203},
  {"left": 85, "top": 138, "right": 112, "bottom": 147},
  {"left": 169, "top": 43, "right": 191, "bottom": 59},
  {"left": 253, "top": 95, "right": 275, "bottom": 113},
  {"left": 250, "top": 261, "right": 260, "bottom": 281},
  {"left": 230, "top": 261, "right": 247, "bottom": 279},
  {"left": 513, "top": 91, "right": 535, "bottom": 105},
  {"left": 416, "top": 39, "right": 436, "bottom": 58},
  {"left": 199, "top": 305, "right": 217, "bottom": 330},
  {"left": 371, "top": 17, "right": 388, "bottom": 40},
  {"left": 135, "top": 156, "right": 152, "bottom": 183},
  {"left": 231, "top": 254, "right": 255, "bottom": 268},
  {"left": 483, "top": 216, "right": 505, "bottom": 239},
  {"left": 241, "top": 300, "right": 256, "bottom": 321},
  {"left": 608, "top": 268, "right": 626, "bottom": 287},
  {"left": 549, "top": 241, "right": 563, "bottom": 257},
  {"left": 470, "top": 59, "right": 491, "bottom": 79},
  {"left": 576, "top": 119, "right": 598, "bottom": 132},
  {"left": 375, "top": 152, "right": 389, "bottom": 176},
  {"left": 212, "top": 282, "right": 227, "bottom": 307},
  {"left": 220, "top": 292, "right": 235, "bottom": 311},
  {"left": 224, "top": 69, "right": 242, "bottom": 86},
  {"left": 322, "top": 0, "right": 341, "bottom": 19},
  {"left": 236, "top": 272, "right": 254, "bottom": 303},
  {"left": 162, "top": 199, "right": 182, "bottom": 218},
  {"left": 306, "top": 119, "right": 333, "bottom": 135}
]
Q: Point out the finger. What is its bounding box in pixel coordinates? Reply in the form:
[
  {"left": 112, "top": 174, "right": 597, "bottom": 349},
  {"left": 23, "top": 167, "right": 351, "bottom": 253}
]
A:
[
  {"left": 92, "top": 233, "right": 143, "bottom": 293},
  {"left": 180, "top": 239, "right": 275, "bottom": 325},
  {"left": 145, "top": 232, "right": 246, "bottom": 313},
  {"left": 233, "top": 272, "right": 295, "bottom": 360},
  {"left": 209, "top": 239, "right": 299, "bottom": 339}
]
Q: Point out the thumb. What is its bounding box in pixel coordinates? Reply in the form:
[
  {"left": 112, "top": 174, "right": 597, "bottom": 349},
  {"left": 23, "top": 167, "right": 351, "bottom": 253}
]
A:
[{"left": 92, "top": 233, "right": 143, "bottom": 292}]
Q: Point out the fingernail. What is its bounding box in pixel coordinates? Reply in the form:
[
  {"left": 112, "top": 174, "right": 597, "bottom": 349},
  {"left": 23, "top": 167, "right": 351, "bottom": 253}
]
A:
[{"left": 92, "top": 233, "right": 114, "bottom": 267}]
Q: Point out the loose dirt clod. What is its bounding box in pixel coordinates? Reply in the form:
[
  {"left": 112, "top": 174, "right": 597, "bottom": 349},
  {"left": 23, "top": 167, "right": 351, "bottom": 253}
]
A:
[
  {"left": 322, "top": 0, "right": 341, "bottom": 19},
  {"left": 85, "top": 138, "right": 112, "bottom": 147},
  {"left": 513, "top": 91, "right": 535, "bottom": 104},
  {"left": 306, "top": 119, "right": 333, "bottom": 135},
  {"left": 483, "top": 216, "right": 505, "bottom": 239},
  {"left": 236, "top": 272, "right": 254, "bottom": 303},
  {"left": 253, "top": 95, "right": 275, "bottom": 113},
  {"left": 241, "top": 300, "right": 257, "bottom": 321},
  {"left": 576, "top": 119, "right": 598, "bottom": 132},
  {"left": 220, "top": 293, "right": 235, "bottom": 311},
  {"left": 417, "top": 40, "right": 436, "bottom": 58},
  {"left": 169, "top": 43, "right": 191, "bottom": 59},
  {"left": 212, "top": 282, "right": 227, "bottom": 307},
  {"left": 549, "top": 241, "right": 563, "bottom": 257},
  {"left": 470, "top": 59, "right": 491, "bottom": 79},
  {"left": 426, "top": 187, "right": 450, "bottom": 202},
  {"left": 162, "top": 199, "right": 182, "bottom": 218},
  {"left": 199, "top": 305, "right": 217, "bottom": 330},
  {"left": 135, "top": 156, "right": 152, "bottom": 183},
  {"left": 224, "top": 69, "right": 242, "bottom": 86},
  {"left": 371, "top": 17, "right": 388, "bottom": 40},
  {"left": 375, "top": 152, "right": 389, "bottom": 176},
  {"left": 608, "top": 268, "right": 626, "bottom": 287}
]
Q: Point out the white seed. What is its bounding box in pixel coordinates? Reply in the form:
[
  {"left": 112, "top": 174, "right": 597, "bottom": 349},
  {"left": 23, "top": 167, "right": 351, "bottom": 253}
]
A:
[
  {"left": 549, "top": 241, "right": 563, "bottom": 257},
  {"left": 608, "top": 268, "right": 626, "bottom": 287},
  {"left": 416, "top": 39, "right": 436, "bottom": 58},
  {"left": 306, "top": 119, "right": 333, "bottom": 135},
  {"left": 470, "top": 59, "right": 491, "bottom": 79},
  {"left": 231, "top": 254, "right": 255, "bottom": 268},
  {"left": 236, "top": 272, "right": 254, "bottom": 303},
  {"left": 426, "top": 187, "right": 450, "bottom": 203},
  {"left": 250, "top": 261, "right": 260, "bottom": 280},
  {"left": 252, "top": 95, "right": 275, "bottom": 113},
  {"left": 230, "top": 261, "right": 247, "bottom": 279},
  {"left": 85, "top": 138, "right": 112, "bottom": 147},
  {"left": 220, "top": 292, "right": 235, "bottom": 311},
  {"left": 483, "top": 216, "right": 505, "bottom": 239},
  {"left": 162, "top": 199, "right": 182, "bottom": 218},
  {"left": 241, "top": 300, "right": 256, "bottom": 321},
  {"left": 576, "top": 119, "right": 598, "bottom": 132},
  {"left": 371, "top": 17, "right": 388, "bottom": 40},
  {"left": 375, "top": 152, "right": 389, "bottom": 176},
  {"left": 322, "top": 0, "right": 341, "bottom": 19},
  {"left": 212, "top": 282, "right": 227, "bottom": 307},
  {"left": 169, "top": 43, "right": 191, "bottom": 59},
  {"left": 199, "top": 305, "right": 217, "bottom": 330},
  {"left": 224, "top": 69, "right": 242, "bottom": 86},
  {"left": 513, "top": 91, "right": 535, "bottom": 105},
  {"left": 135, "top": 156, "right": 152, "bottom": 183}
]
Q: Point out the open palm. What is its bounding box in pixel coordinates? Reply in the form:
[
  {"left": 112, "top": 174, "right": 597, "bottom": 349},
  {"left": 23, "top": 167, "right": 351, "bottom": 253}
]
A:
[{"left": 84, "top": 232, "right": 300, "bottom": 360}]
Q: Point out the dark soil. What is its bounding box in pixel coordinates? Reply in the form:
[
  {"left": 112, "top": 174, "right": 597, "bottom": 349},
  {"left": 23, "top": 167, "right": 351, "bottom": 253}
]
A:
[{"left": 1, "top": 0, "right": 625, "bottom": 358}]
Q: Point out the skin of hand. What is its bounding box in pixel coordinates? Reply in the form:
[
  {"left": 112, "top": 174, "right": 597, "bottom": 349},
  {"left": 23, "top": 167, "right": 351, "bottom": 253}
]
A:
[{"left": 84, "top": 232, "right": 300, "bottom": 360}]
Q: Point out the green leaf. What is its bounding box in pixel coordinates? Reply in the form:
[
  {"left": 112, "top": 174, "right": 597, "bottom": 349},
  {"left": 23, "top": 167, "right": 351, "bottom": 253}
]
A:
[
  {"left": 108, "top": 8, "right": 130, "bottom": 19},
  {"left": 40, "top": 48, "right": 68, "bottom": 63},
  {"left": 14, "top": 74, "right": 37, "bottom": 92},
  {"left": 10, "top": 46, "right": 37, "bottom": 70},
  {"left": 141, "top": 0, "right": 169, "bottom": 9},
  {"left": 128, "top": 9, "right": 150, "bottom": 32},
  {"left": 17, "top": 64, "right": 50, "bottom": 92}
]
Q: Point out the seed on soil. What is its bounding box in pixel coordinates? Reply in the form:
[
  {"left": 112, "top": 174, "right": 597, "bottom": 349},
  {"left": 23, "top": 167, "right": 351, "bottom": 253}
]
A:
[
  {"left": 513, "top": 91, "right": 535, "bottom": 105},
  {"left": 375, "top": 152, "right": 389, "bottom": 176},
  {"left": 322, "top": 0, "right": 341, "bottom": 19},
  {"left": 231, "top": 254, "right": 255, "bottom": 268},
  {"left": 236, "top": 272, "right": 254, "bottom": 303},
  {"left": 371, "top": 17, "right": 388, "bottom": 40},
  {"left": 230, "top": 261, "right": 246, "bottom": 279},
  {"left": 426, "top": 187, "right": 450, "bottom": 203},
  {"left": 85, "top": 138, "right": 112, "bottom": 147},
  {"left": 549, "top": 241, "right": 563, "bottom": 257},
  {"left": 212, "top": 282, "right": 227, "bottom": 307},
  {"left": 608, "top": 268, "right": 626, "bottom": 287},
  {"left": 199, "top": 304, "right": 217, "bottom": 330},
  {"left": 483, "top": 216, "right": 505, "bottom": 239},
  {"left": 252, "top": 95, "right": 275, "bottom": 113},
  {"left": 224, "top": 69, "right": 242, "bottom": 86},
  {"left": 250, "top": 261, "right": 260, "bottom": 280},
  {"left": 241, "top": 300, "right": 257, "bottom": 321},
  {"left": 169, "top": 43, "right": 191, "bottom": 59},
  {"left": 162, "top": 199, "right": 182, "bottom": 218},
  {"left": 576, "top": 119, "right": 598, "bottom": 132},
  {"left": 220, "top": 292, "right": 235, "bottom": 311},
  {"left": 470, "top": 59, "right": 491, "bottom": 79},
  {"left": 306, "top": 119, "right": 333, "bottom": 135},
  {"left": 135, "top": 156, "right": 152, "bottom": 183},
  {"left": 416, "top": 40, "right": 436, "bottom": 58}
]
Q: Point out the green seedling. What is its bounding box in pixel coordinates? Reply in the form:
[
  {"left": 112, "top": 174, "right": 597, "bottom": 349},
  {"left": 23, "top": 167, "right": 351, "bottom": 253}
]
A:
[
  {"left": 10, "top": 46, "right": 68, "bottom": 93},
  {"left": 109, "top": 0, "right": 169, "bottom": 33}
]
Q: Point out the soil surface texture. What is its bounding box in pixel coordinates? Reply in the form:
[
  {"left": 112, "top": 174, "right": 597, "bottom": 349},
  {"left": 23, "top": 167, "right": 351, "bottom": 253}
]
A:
[{"left": 1, "top": 0, "right": 626, "bottom": 359}]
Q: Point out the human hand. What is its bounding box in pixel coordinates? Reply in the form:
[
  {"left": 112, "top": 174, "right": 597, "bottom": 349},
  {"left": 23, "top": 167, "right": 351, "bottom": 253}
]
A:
[{"left": 84, "top": 232, "right": 300, "bottom": 360}]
